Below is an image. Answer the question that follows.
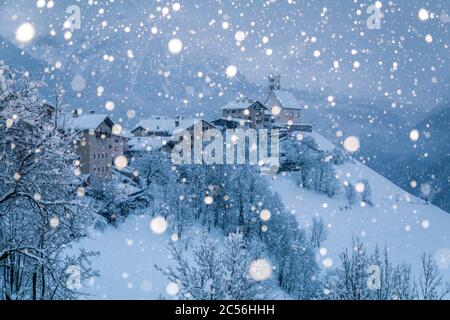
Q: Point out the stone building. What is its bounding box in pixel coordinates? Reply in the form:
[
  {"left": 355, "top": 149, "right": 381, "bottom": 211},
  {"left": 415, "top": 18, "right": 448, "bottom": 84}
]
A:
[
  {"left": 68, "top": 112, "right": 127, "bottom": 179},
  {"left": 220, "top": 97, "right": 272, "bottom": 129}
]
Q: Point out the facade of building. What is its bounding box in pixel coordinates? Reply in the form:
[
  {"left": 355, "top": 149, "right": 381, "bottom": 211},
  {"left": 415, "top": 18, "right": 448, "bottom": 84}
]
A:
[
  {"left": 111, "top": 134, "right": 129, "bottom": 160},
  {"left": 68, "top": 112, "right": 127, "bottom": 179},
  {"left": 221, "top": 97, "right": 272, "bottom": 129}
]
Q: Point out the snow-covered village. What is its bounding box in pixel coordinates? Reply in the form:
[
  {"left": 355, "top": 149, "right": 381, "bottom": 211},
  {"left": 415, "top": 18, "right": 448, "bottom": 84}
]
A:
[{"left": 0, "top": 0, "right": 450, "bottom": 306}]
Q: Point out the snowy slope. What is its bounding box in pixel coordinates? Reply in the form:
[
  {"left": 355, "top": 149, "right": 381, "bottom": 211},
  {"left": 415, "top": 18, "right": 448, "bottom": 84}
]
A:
[
  {"left": 76, "top": 131, "right": 450, "bottom": 299},
  {"left": 78, "top": 214, "right": 174, "bottom": 300},
  {"left": 269, "top": 131, "right": 450, "bottom": 278}
]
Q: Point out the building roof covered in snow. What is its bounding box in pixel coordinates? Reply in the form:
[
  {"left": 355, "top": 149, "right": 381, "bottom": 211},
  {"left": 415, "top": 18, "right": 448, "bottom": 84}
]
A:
[
  {"left": 132, "top": 115, "right": 179, "bottom": 134},
  {"left": 266, "top": 90, "right": 302, "bottom": 110},
  {"left": 132, "top": 115, "right": 213, "bottom": 136},
  {"left": 128, "top": 136, "right": 168, "bottom": 152},
  {"left": 221, "top": 98, "right": 266, "bottom": 110},
  {"left": 172, "top": 119, "right": 215, "bottom": 135},
  {"left": 67, "top": 113, "right": 114, "bottom": 131},
  {"left": 215, "top": 117, "right": 252, "bottom": 123}
]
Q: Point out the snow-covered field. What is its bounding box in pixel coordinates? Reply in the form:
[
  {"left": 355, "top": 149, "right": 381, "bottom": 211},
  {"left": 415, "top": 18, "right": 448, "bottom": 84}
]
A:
[
  {"left": 270, "top": 132, "right": 450, "bottom": 278},
  {"left": 79, "top": 214, "right": 173, "bottom": 300}
]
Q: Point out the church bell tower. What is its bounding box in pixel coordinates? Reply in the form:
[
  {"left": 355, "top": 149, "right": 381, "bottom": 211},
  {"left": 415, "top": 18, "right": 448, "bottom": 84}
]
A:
[{"left": 268, "top": 73, "right": 281, "bottom": 91}]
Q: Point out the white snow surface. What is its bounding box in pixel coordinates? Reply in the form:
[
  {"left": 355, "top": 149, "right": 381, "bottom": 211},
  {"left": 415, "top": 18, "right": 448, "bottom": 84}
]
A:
[
  {"left": 221, "top": 99, "right": 256, "bottom": 110},
  {"left": 67, "top": 114, "right": 111, "bottom": 131},
  {"left": 79, "top": 214, "right": 175, "bottom": 300},
  {"left": 266, "top": 90, "right": 303, "bottom": 110},
  {"left": 269, "top": 131, "right": 450, "bottom": 277}
]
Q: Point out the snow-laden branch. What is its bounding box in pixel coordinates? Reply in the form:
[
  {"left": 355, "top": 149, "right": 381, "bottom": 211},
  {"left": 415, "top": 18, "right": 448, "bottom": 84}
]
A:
[{"left": 0, "top": 247, "right": 44, "bottom": 262}]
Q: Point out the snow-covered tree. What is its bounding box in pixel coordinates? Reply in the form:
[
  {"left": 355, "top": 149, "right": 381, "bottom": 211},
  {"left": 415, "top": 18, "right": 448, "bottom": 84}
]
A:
[
  {"left": 359, "top": 179, "right": 373, "bottom": 206},
  {"left": 0, "top": 65, "right": 97, "bottom": 300},
  {"left": 344, "top": 182, "right": 358, "bottom": 208},
  {"left": 391, "top": 263, "right": 417, "bottom": 300},
  {"left": 282, "top": 136, "right": 340, "bottom": 197},
  {"left": 89, "top": 179, "right": 140, "bottom": 225},
  {"left": 331, "top": 237, "right": 372, "bottom": 300},
  {"left": 222, "top": 231, "right": 268, "bottom": 299},
  {"left": 325, "top": 237, "right": 450, "bottom": 300},
  {"left": 156, "top": 233, "right": 226, "bottom": 300},
  {"left": 310, "top": 217, "right": 328, "bottom": 248},
  {"left": 419, "top": 183, "right": 435, "bottom": 205}
]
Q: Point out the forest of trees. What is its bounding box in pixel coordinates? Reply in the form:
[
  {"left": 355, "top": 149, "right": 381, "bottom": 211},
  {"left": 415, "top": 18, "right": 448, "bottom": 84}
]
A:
[
  {"left": 134, "top": 151, "right": 322, "bottom": 299},
  {"left": 281, "top": 135, "right": 341, "bottom": 197},
  {"left": 324, "top": 237, "right": 450, "bottom": 300}
]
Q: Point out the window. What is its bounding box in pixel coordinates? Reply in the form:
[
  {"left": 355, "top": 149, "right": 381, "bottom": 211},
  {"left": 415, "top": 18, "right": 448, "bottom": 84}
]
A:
[
  {"left": 93, "top": 154, "right": 96, "bottom": 159},
  {"left": 115, "top": 139, "right": 119, "bottom": 143}
]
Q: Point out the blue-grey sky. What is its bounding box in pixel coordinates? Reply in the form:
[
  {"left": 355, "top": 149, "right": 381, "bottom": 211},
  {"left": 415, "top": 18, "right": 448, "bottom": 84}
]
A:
[{"left": 1, "top": 0, "right": 449, "bottom": 109}]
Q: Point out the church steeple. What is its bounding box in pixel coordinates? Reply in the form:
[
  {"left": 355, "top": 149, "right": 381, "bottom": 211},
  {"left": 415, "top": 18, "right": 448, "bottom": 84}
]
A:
[{"left": 268, "top": 73, "right": 281, "bottom": 91}]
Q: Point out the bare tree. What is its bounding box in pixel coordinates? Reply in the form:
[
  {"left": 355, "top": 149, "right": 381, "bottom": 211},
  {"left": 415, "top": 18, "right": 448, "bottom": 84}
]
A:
[
  {"left": 419, "top": 252, "right": 450, "bottom": 300},
  {"left": 359, "top": 179, "right": 373, "bottom": 206},
  {"left": 391, "top": 263, "right": 418, "bottom": 300},
  {"left": 345, "top": 183, "right": 357, "bottom": 208},
  {"left": 419, "top": 183, "right": 435, "bottom": 205},
  {"left": 310, "top": 217, "right": 328, "bottom": 248}
]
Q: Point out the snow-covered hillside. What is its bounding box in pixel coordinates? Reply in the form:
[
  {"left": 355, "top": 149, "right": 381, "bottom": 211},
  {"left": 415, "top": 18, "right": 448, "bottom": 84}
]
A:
[
  {"left": 270, "top": 131, "right": 450, "bottom": 278},
  {"left": 77, "top": 131, "right": 449, "bottom": 300}
]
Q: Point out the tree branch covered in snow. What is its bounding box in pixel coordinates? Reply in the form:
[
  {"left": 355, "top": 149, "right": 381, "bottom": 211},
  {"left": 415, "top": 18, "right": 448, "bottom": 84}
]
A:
[
  {"left": 323, "top": 237, "right": 450, "bottom": 300},
  {"left": 0, "top": 64, "right": 98, "bottom": 300}
]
